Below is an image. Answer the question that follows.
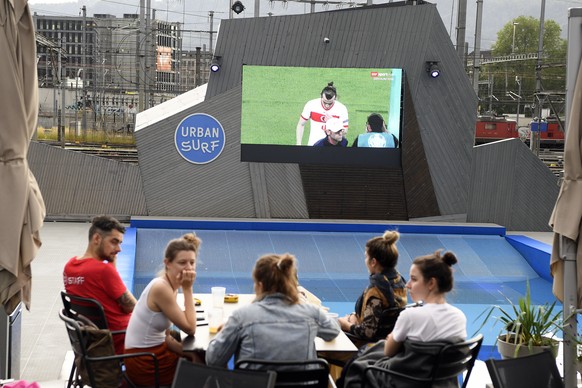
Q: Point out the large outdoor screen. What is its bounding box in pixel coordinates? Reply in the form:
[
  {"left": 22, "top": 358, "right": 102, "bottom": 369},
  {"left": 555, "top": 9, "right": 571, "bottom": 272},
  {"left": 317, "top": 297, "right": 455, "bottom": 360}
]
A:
[{"left": 240, "top": 65, "right": 404, "bottom": 167}]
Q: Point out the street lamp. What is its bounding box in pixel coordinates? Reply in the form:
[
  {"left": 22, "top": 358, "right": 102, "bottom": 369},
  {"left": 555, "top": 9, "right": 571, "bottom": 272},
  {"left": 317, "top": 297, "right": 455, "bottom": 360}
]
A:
[
  {"left": 515, "top": 76, "right": 521, "bottom": 127},
  {"left": 75, "top": 68, "right": 83, "bottom": 138},
  {"left": 512, "top": 22, "right": 519, "bottom": 54}
]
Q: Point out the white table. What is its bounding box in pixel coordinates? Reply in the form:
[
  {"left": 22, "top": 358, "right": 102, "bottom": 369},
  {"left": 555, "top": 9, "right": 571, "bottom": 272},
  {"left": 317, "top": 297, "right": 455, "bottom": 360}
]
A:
[{"left": 177, "top": 293, "right": 358, "bottom": 354}]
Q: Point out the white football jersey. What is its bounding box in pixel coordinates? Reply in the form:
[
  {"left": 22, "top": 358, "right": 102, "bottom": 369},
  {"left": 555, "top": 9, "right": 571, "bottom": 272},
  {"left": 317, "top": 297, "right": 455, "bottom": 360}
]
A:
[{"left": 300, "top": 98, "right": 349, "bottom": 145}]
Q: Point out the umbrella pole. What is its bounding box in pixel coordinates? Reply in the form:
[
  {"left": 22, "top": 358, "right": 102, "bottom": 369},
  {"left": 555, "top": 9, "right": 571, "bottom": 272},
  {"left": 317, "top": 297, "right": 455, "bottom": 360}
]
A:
[{"left": 561, "top": 235, "right": 578, "bottom": 388}]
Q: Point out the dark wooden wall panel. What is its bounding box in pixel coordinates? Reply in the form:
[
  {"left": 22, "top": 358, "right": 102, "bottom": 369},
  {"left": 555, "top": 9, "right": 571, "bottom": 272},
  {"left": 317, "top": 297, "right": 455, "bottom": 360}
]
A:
[
  {"left": 467, "top": 140, "right": 559, "bottom": 231},
  {"left": 401, "top": 80, "right": 440, "bottom": 218},
  {"left": 300, "top": 165, "right": 408, "bottom": 220},
  {"left": 206, "top": 3, "right": 477, "bottom": 220},
  {"left": 28, "top": 142, "right": 147, "bottom": 219}
]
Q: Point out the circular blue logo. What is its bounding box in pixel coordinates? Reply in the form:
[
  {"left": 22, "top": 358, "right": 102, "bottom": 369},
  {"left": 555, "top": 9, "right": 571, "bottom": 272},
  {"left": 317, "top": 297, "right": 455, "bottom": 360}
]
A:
[{"left": 174, "top": 113, "right": 226, "bottom": 164}]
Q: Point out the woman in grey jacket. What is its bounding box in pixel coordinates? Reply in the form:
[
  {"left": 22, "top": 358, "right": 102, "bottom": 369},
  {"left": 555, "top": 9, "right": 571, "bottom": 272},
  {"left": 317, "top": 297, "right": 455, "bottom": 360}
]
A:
[{"left": 205, "top": 253, "right": 340, "bottom": 367}]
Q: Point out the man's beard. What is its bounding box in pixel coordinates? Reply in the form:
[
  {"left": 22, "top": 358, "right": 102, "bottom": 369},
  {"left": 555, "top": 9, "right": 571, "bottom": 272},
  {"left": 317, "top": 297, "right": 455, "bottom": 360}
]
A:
[{"left": 96, "top": 244, "right": 115, "bottom": 261}]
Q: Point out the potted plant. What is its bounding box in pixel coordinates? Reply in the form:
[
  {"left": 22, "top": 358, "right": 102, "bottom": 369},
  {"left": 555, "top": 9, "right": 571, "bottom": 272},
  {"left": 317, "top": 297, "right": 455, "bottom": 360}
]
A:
[
  {"left": 573, "top": 334, "right": 582, "bottom": 374},
  {"left": 476, "top": 281, "right": 562, "bottom": 359}
]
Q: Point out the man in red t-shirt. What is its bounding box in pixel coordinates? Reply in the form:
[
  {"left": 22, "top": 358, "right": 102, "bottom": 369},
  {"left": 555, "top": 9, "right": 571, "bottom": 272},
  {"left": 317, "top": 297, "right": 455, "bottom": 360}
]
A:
[{"left": 63, "top": 215, "right": 137, "bottom": 354}]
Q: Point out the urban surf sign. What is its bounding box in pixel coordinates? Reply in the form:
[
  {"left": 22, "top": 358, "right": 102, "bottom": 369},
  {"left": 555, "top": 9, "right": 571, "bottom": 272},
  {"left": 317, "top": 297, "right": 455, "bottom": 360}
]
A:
[{"left": 174, "top": 113, "right": 225, "bottom": 164}]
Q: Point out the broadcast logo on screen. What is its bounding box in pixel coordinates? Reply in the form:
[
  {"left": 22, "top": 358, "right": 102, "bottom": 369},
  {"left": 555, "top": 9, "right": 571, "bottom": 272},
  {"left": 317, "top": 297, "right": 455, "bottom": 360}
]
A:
[
  {"left": 174, "top": 113, "right": 225, "bottom": 164},
  {"left": 370, "top": 71, "right": 391, "bottom": 81}
]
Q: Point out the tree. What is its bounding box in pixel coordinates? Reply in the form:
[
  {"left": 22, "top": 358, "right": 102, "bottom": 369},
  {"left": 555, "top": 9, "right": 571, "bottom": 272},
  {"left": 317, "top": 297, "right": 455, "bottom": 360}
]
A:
[
  {"left": 481, "top": 16, "right": 566, "bottom": 118},
  {"left": 491, "top": 16, "right": 563, "bottom": 57}
]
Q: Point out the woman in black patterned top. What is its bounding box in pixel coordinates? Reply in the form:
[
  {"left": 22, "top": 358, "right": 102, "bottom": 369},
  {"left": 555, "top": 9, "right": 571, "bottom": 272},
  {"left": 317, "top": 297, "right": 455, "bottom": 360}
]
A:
[{"left": 338, "top": 231, "right": 407, "bottom": 345}]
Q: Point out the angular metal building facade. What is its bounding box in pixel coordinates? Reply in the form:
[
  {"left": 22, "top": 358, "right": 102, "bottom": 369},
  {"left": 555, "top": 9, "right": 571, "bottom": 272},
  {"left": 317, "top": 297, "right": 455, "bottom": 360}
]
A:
[
  {"left": 28, "top": 1, "right": 559, "bottom": 229},
  {"left": 135, "top": 2, "right": 476, "bottom": 220}
]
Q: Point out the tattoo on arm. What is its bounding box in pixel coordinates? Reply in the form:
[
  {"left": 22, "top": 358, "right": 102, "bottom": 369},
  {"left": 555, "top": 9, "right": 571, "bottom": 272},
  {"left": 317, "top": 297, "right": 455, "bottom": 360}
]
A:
[{"left": 118, "top": 291, "right": 137, "bottom": 313}]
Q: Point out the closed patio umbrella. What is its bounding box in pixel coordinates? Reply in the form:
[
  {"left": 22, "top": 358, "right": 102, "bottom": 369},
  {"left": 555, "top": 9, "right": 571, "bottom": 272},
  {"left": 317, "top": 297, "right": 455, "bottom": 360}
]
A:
[
  {"left": 549, "top": 14, "right": 582, "bottom": 388},
  {"left": 550, "top": 59, "right": 582, "bottom": 309},
  {"left": 0, "top": 0, "right": 45, "bottom": 314}
]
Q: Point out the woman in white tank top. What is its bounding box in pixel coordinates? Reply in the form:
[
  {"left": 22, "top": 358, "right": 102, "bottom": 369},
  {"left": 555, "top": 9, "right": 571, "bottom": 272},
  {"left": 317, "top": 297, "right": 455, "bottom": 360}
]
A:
[{"left": 124, "top": 233, "right": 202, "bottom": 386}]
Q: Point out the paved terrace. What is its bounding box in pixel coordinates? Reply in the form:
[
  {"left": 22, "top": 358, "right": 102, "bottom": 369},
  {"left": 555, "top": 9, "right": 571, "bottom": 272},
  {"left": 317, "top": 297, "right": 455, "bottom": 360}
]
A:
[{"left": 16, "top": 220, "right": 556, "bottom": 387}]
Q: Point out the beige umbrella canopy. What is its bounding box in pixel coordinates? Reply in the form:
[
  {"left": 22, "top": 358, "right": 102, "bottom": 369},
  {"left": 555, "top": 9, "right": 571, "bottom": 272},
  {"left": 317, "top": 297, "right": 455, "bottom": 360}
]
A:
[
  {"left": 549, "top": 58, "right": 582, "bottom": 307},
  {"left": 549, "top": 53, "right": 582, "bottom": 388},
  {"left": 0, "top": 0, "right": 46, "bottom": 314}
]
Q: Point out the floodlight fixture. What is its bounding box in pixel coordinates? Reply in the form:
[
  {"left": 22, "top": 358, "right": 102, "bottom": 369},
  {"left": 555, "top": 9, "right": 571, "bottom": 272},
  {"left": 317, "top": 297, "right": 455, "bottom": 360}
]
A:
[
  {"left": 232, "top": 1, "right": 245, "bottom": 14},
  {"left": 426, "top": 61, "right": 440, "bottom": 78},
  {"left": 210, "top": 56, "right": 222, "bottom": 73}
]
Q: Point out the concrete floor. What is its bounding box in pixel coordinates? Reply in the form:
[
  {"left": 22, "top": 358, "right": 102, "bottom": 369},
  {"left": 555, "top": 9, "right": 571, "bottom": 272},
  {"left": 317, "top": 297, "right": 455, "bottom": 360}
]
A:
[
  {"left": 13, "top": 221, "right": 555, "bottom": 386},
  {"left": 19, "top": 221, "right": 90, "bottom": 386}
]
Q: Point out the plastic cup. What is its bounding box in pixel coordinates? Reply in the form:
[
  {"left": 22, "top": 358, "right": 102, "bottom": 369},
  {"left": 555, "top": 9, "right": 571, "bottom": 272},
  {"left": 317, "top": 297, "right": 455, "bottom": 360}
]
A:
[
  {"left": 208, "top": 307, "right": 223, "bottom": 334},
  {"left": 326, "top": 312, "right": 339, "bottom": 320},
  {"left": 211, "top": 286, "right": 226, "bottom": 308}
]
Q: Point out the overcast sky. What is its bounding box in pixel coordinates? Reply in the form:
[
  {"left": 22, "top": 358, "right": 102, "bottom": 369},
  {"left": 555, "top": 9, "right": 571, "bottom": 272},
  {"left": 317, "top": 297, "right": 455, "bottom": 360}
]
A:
[{"left": 27, "top": 0, "right": 582, "bottom": 51}]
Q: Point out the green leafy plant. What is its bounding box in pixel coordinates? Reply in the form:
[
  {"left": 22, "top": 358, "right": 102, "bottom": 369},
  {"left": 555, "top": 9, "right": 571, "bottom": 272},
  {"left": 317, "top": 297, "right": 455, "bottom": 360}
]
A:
[
  {"left": 475, "top": 281, "right": 562, "bottom": 353},
  {"left": 573, "top": 331, "right": 582, "bottom": 363}
]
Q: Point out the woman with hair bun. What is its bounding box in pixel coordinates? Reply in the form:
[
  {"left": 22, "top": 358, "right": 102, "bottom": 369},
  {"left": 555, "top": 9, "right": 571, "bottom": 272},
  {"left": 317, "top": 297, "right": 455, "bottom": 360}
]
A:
[
  {"left": 384, "top": 250, "right": 466, "bottom": 356},
  {"left": 124, "top": 233, "right": 202, "bottom": 386},
  {"left": 205, "top": 253, "right": 340, "bottom": 367},
  {"left": 340, "top": 250, "right": 466, "bottom": 388},
  {"left": 338, "top": 230, "right": 407, "bottom": 344}
]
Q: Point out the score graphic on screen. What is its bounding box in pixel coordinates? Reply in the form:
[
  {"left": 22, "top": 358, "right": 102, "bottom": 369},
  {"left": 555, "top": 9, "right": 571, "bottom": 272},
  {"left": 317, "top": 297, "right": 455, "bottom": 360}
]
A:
[
  {"left": 240, "top": 65, "right": 404, "bottom": 167},
  {"left": 174, "top": 113, "right": 226, "bottom": 164}
]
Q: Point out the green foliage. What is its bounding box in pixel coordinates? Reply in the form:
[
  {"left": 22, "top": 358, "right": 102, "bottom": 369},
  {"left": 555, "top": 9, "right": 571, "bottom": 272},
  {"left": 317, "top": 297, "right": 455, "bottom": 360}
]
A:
[
  {"left": 480, "top": 16, "right": 566, "bottom": 115},
  {"left": 475, "top": 282, "right": 562, "bottom": 349},
  {"left": 491, "top": 16, "right": 564, "bottom": 57}
]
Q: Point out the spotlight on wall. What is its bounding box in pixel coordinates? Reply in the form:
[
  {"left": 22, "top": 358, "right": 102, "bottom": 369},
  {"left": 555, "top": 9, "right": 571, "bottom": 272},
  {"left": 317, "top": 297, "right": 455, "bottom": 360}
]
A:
[
  {"left": 232, "top": 1, "right": 245, "bottom": 14},
  {"left": 426, "top": 61, "right": 440, "bottom": 78},
  {"left": 210, "top": 56, "right": 222, "bottom": 73}
]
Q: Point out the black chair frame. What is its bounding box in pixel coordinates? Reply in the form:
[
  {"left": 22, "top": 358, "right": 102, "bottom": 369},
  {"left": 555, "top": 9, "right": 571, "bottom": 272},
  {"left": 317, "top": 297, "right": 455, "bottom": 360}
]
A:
[
  {"left": 364, "top": 334, "right": 484, "bottom": 388},
  {"left": 59, "top": 309, "right": 160, "bottom": 388},
  {"left": 485, "top": 349, "right": 564, "bottom": 388},
  {"left": 61, "top": 290, "right": 127, "bottom": 388},
  {"left": 171, "top": 358, "right": 277, "bottom": 388},
  {"left": 235, "top": 358, "right": 331, "bottom": 388},
  {"left": 61, "top": 290, "right": 128, "bottom": 337}
]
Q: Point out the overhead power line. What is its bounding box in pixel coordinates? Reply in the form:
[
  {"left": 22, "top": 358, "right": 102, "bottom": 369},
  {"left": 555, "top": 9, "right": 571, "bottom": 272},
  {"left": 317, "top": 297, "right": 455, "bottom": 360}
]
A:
[
  {"left": 269, "top": 0, "right": 367, "bottom": 6},
  {"left": 99, "top": 0, "right": 222, "bottom": 19}
]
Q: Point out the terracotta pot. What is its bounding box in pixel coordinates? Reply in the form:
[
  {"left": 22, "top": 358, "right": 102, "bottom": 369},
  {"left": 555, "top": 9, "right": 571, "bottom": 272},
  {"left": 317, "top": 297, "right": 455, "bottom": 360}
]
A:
[{"left": 497, "top": 334, "right": 559, "bottom": 359}]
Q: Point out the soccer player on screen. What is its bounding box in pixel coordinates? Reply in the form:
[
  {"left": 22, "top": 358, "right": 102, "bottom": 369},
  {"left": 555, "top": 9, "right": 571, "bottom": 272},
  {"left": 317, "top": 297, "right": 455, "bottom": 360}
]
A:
[{"left": 296, "top": 82, "right": 349, "bottom": 146}]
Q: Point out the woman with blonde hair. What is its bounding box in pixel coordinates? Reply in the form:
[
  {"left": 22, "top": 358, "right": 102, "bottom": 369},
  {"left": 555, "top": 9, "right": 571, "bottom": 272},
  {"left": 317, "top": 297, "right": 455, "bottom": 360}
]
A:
[
  {"left": 338, "top": 230, "right": 407, "bottom": 344},
  {"left": 124, "top": 233, "right": 201, "bottom": 386},
  {"left": 205, "top": 253, "right": 340, "bottom": 367}
]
